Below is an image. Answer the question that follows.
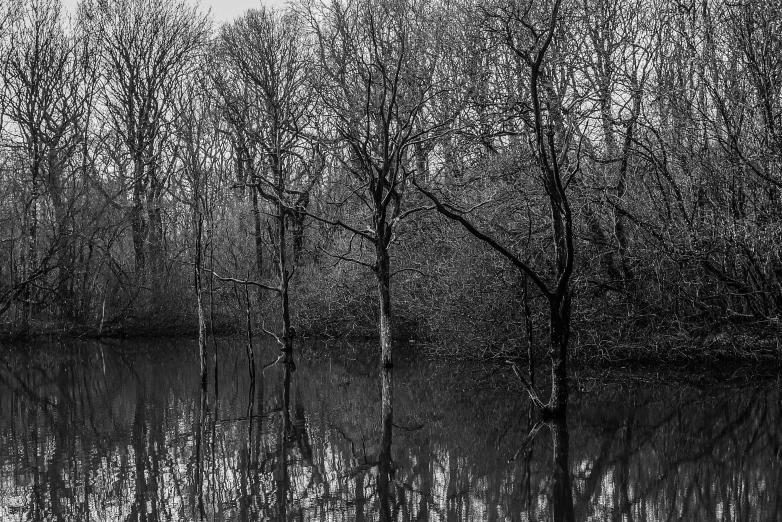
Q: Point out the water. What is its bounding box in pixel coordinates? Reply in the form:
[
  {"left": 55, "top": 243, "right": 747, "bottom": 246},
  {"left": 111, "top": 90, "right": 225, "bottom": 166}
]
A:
[{"left": 0, "top": 339, "right": 779, "bottom": 521}]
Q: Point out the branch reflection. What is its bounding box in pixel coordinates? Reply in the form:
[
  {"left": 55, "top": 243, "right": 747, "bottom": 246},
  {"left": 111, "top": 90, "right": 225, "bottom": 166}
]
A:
[{"left": 0, "top": 342, "right": 780, "bottom": 521}]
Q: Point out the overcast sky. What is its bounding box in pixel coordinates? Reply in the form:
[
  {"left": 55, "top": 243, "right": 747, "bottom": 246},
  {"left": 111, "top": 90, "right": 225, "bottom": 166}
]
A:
[{"left": 61, "top": 0, "right": 287, "bottom": 24}]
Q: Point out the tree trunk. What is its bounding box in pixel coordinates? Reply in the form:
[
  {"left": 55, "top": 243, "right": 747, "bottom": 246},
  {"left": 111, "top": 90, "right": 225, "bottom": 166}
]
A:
[
  {"left": 292, "top": 189, "right": 310, "bottom": 265},
  {"left": 278, "top": 196, "right": 293, "bottom": 362},
  {"left": 147, "top": 171, "right": 165, "bottom": 280},
  {"left": 251, "top": 185, "right": 264, "bottom": 279},
  {"left": 547, "top": 290, "right": 571, "bottom": 416},
  {"left": 24, "top": 157, "right": 40, "bottom": 325},
  {"left": 131, "top": 162, "right": 147, "bottom": 281},
  {"left": 194, "top": 185, "right": 207, "bottom": 376},
  {"left": 269, "top": 154, "right": 294, "bottom": 364},
  {"left": 49, "top": 167, "right": 75, "bottom": 320},
  {"left": 375, "top": 238, "right": 393, "bottom": 369}
]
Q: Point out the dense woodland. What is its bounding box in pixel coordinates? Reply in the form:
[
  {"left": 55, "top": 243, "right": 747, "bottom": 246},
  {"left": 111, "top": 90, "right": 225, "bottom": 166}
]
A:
[{"left": 1, "top": 0, "right": 780, "bottom": 365}]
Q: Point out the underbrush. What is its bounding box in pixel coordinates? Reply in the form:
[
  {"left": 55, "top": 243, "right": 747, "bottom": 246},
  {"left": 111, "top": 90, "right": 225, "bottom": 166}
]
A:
[{"left": 284, "top": 225, "right": 782, "bottom": 369}]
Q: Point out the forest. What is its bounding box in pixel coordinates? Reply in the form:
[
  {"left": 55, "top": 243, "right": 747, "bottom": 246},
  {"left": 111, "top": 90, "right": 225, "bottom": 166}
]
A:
[
  {"left": 1, "top": 0, "right": 780, "bottom": 372},
  {"left": 1, "top": 1, "right": 782, "bottom": 519}
]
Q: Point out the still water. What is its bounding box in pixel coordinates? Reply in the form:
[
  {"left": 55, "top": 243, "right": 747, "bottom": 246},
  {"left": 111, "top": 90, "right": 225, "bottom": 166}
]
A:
[{"left": 0, "top": 339, "right": 779, "bottom": 521}]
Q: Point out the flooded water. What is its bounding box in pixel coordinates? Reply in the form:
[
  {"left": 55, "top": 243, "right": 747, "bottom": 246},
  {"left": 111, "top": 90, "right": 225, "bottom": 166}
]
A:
[{"left": 0, "top": 339, "right": 780, "bottom": 521}]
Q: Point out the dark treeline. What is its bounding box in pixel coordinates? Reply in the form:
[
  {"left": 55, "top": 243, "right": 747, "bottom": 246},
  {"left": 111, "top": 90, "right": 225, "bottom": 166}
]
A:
[{"left": 1, "top": 0, "right": 780, "bottom": 363}]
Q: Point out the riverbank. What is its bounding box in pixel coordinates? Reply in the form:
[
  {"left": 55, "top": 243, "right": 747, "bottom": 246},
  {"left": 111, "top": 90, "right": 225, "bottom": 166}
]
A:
[{"left": 3, "top": 312, "right": 780, "bottom": 373}]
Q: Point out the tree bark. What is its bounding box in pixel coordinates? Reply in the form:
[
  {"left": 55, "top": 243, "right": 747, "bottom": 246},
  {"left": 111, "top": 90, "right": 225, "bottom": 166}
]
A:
[
  {"left": 375, "top": 236, "right": 393, "bottom": 369},
  {"left": 194, "top": 187, "right": 207, "bottom": 376},
  {"left": 131, "top": 160, "right": 148, "bottom": 282},
  {"left": 24, "top": 155, "right": 41, "bottom": 324},
  {"left": 251, "top": 183, "right": 264, "bottom": 279},
  {"left": 278, "top": 188, "right": 294, "bottom": 362},
  {"left": 548, "top": 291, "right": 571, "bottom": 416},
  {"left": 147, "top": 168, "right": 165, "bottom": 280},
  {"left": 292, "top": 195, "right": 308, "bottom": 265}
]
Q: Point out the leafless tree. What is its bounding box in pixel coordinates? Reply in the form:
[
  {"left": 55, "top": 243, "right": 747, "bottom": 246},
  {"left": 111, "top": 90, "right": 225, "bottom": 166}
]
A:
[
  {"left": 86, "top": 0, "right": 209, "bottom": 285},
  {"left": 217, "top": 7, "right": 317, "bottom": 360},
  {"left": 305, "top": 0, "right": 449, "bottom": 368},
  {"left": 416, "top": 0, "right": 576, "bottom": 415},
  {"left": 0, "top": 0, "right": 96, "bottom": 324}
]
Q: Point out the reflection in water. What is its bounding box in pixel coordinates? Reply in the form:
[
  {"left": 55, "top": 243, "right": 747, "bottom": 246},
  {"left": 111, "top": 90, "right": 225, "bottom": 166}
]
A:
[
  {"left": 378, "top": 367, "right": 393, "bottom": 522},
  {"left": 276, "top": 359, "right": 293, "bottom": 522},
  {"left": 195, "top": 370, "right": 208, "bottom": 520},
  {"left": 551, "top": 417, "right": 574, "bottom": 522},
  {"left": 0, "top": 340, "right": 780, "bottom": 521}
]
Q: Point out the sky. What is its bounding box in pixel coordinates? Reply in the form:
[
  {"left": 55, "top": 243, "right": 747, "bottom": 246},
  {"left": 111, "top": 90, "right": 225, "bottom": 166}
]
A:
[{"left": 61, "top": 0, "right": 287, "bottom": 24}]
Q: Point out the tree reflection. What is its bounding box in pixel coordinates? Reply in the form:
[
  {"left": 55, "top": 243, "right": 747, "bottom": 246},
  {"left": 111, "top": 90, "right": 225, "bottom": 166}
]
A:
[
  {"left": 275, "top": 359, "right": 293, "bottom": 521},
  {"left": 550, "top": 417, "right": 575, "bottom": 522},
  {"left": 194, "top": 370, "right": 208, "bottom": 520},
  {"left": 0, "top": 343, "right": 780, "bottom": 521},
  {"left": 378, "top": 366, "right": 394, "bottom": 522}
]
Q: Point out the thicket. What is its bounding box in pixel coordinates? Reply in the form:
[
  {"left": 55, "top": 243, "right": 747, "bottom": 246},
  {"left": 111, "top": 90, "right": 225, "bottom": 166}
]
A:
[{"left": 0, "top": 0, "right": 780, "bottom": 364}]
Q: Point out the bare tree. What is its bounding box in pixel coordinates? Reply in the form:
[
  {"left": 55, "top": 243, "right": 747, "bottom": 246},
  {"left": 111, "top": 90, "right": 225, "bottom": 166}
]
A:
[
  {"left": 0, "top": 0, "right": 95, "bottom": 324},
  {"left": 217, "top": 7, "right": 316, "bottom": 360},
  {"left": 86, "top": 0, "right": 209, "bottom": 286},
  {"left": 209, "top": 64, "right": 267, "bottom": 287},
  {"left": 305, "top": 0, "right": 448, "bottom": 369},
  {"left": 172, "top": 73, "right": 220, "bottom": 374},
  {"left": 416, "top": 0, "right": 576, "bottom": 416},
  {"left": 572, "top": 0, "right": 655, "bottom": 289}
]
